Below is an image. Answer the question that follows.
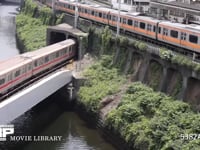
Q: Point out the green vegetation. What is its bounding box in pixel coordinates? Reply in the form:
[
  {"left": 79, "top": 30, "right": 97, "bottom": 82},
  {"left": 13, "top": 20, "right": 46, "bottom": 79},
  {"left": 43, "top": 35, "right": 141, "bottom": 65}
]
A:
[
  {"left": 16, "top": 14, "right": 47, "bottom": 51},
  {"left": 105, "top": 82, "right": 200, "bottom": 150},
  {"left": 16, "top": 0, "right": 64, "bottom": 52},
  {"left": 78, "top": 55, "right": 125, "bottom": 112},
  {"left": 160, "top": 48, "right": 200, "bottom": 72},
  {"left": 101, "top": 26, "right": 112, "bottom": 55},
  {"left": 147, "top": 61, "right": 162, "bottom": 90},
  {"left": 171, "top": 73, "right": 183, "bottom": 98}
]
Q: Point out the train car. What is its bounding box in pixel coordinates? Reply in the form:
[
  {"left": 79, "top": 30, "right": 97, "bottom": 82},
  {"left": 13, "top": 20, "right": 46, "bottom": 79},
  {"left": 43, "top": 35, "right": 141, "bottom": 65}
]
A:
[
  {"left": 55, "top": 0, "right": 76, "bottom": 15},
  {"left": 53, "top": 0, "right": 200, "bottom": 52},
  {"left": 158, "top": 22, "right": 200, "bottom": 53},
  {"left": 0, "top": 39, "right": 76, "bottom": 95},
  {"left": 55, "top": 0, "right": 159, "bottom": 39},
  {"left": 24, "top": 39, "right": 76, "bottom": 76},
  {"left": 0, "top": 56, "right": 33, "bottom": 94}
]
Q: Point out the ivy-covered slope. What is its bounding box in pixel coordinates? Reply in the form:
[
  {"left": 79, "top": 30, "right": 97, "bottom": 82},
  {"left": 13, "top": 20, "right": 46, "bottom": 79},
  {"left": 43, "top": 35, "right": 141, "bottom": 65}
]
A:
[{"left": 16, "top": 0, "right": 64, "bottom": 52}]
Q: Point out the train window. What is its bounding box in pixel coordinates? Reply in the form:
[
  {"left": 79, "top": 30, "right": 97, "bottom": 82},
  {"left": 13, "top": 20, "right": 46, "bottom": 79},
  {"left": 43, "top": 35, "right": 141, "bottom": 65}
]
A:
[
  {"left": 134, "top": 21, "right": 138, "bottom": 27},
  {"left": 0, "top": 78, "right": 5, "bottom": 85},
  {"left": 103, "top": 14, "right": 107, "bottom": 19},
  {"left": 15, "top": 70, "right": 20, "bottom": 77},
  {"left": 128, "top": 19, "right": 132, "bottom": 26},
  {"left": 158, "top": 27, "right": 161, "bottom": 33},
  {"left": 91, "top": 11, "right": 94, "bottom": 16},
  {"left": 28, "top": 64, "right": 31, "bottom": 70},
  {"left": 108, "top": 15, "right": 111, "bottom": 20},
  {"left": 68, "top": 5, "right": 70, "bottom": 9},
  {"left": 45, "top": 56, "right": 49, "bottom": 62},
  {"left": 69, "top": 47, "right": 72, "bottom": 53},
  {"left": 56, "top": 52, "right": 59, "bottom": 58},
  {"left": 181, "top": 32, "right": 186, "bottom": 40},
  {"left": 123, "top": 18, "right": 126, "bottom": 24},
  {"left": 8, "top": 74, "right": 12, "bottom": 81},
  {"left": 170, "top": 30, "right": 178, "bottom": 38},
  {"left": 147, "top": 24, "right": 152, "bottom": 31},
  {"left": 189, "top": 35, "right": 198, "bottom": 44},
  {"left": 112, "top": 16, "right": 116, "bottom": 21},
  {"left": 34, "top": 61, "right": 38, "bottom": 67},
  {"left": 163, "top": 28, "right": 168, "bottom": 36},
  {"left": 153, "top": 26, "right": 156, "bottom": 32},
  {"left": 139, "top": 22, "right": 145, "bottom": 29},
  {"left": 22, "top": 67, "right": 26, "bottom": 74},
  {"left": 99, "top": 12, "right": 102, "bottom": 18},
  {"left": 85, "top": 9, "right": 87, "bottom": 14},
  {"left": 87, "top": 9, "right": 91, "bottom": 14}
]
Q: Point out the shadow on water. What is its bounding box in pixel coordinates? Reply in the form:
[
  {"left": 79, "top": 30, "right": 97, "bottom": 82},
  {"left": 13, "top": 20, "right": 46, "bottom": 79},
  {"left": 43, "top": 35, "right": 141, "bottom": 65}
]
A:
[{"left": 0, "top": 88, "right": 116, "bottom": 150}]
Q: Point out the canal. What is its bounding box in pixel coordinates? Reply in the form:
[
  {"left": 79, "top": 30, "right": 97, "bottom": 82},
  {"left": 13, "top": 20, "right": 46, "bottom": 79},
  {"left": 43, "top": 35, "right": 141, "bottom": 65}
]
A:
[{"left": 0, "top": 2, "right": 116, "bottom": 150}]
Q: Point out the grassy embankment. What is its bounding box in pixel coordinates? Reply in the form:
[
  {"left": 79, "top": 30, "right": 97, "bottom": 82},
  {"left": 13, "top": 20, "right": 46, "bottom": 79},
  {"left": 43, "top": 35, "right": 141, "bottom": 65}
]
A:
[
  {"left": 16, "top": 0, "right": 64, "bottom": 52},
  {"left": 78, "top": 28, "right": 200, "bottom": 150}
]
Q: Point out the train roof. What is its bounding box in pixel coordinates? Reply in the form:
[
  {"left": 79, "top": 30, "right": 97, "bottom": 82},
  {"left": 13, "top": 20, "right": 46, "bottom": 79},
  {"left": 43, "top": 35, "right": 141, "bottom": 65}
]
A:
[
  {"left": 133, "top": 16, "right": 161, "bottom": 23},
  {"left": 24, "top": 39, "right": 75, "bottom": 59},
  {"left": 159, "top": 21, "right": 200, "bottom": 33},
  {"left": 0, "top": 55, "right": 32, "bottom": 75}
]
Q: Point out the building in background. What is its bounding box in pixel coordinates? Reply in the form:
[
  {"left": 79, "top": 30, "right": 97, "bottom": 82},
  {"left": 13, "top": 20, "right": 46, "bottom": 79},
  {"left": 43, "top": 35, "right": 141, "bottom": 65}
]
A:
[
  {"left": 149, "top": 0, "right": 200, "bottom": 24},
  {"left": 110, "top": 0, "right": 150, "bottom": 13}
]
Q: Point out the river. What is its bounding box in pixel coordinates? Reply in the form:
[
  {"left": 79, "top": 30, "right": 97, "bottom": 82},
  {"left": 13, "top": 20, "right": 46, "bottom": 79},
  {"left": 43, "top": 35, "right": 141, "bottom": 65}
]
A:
[
  {"left": 0, "top": 2, "right": 19, "bottom": 61},
  {"left": 0, "top": 2, "right": 116, "bottom": 150}
]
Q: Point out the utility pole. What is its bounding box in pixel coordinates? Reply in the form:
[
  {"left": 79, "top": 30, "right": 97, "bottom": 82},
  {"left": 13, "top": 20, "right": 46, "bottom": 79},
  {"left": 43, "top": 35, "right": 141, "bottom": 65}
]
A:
[
  {"left": 116, "top": 0, "right": 121, "bottom": 37},
  {"left": 52, "top": 0, "right": 54, "bottom": 13},
  {"left": 74, "top": 0, "right": 78, "bottom": 28}
]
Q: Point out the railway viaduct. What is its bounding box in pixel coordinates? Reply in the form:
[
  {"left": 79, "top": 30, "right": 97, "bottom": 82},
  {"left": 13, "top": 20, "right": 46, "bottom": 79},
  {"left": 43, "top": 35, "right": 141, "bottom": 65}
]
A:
[
  {"left": 60, "top": 12, "right": 200, "bottom": 111},
  {"left": 1, "top": 3, "right": 200, "bottom": 123}
]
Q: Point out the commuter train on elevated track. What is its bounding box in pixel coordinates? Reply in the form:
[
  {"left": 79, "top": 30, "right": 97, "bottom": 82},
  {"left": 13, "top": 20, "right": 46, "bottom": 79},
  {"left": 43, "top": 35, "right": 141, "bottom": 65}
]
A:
[{"left": 44, "top": 0, "right": 200, "bottom": 54}]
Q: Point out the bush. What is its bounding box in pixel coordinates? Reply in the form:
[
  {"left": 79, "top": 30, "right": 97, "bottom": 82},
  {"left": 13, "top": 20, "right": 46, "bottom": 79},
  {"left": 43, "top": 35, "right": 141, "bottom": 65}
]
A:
[
  {"left": 105, "top": 82, "right": 200, "bottom": 150},
  {"left": 78, "top": 55, "right": 124, "bottom": 112}
]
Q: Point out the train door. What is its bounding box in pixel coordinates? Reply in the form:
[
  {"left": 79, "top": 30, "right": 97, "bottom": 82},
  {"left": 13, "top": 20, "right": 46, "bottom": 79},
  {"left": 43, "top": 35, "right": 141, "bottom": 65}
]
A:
[
  {"left": 163, "top": 28, "right": 168, "bottom": 42},
  {"left": 107, "top": 12, "right": 111, "bottom": 26},
  {"left": 180, "top": 32, "right": 187, "bottom": 47},
  {"left": 147, "top": 24, "right": 152, "bottom": 37}
]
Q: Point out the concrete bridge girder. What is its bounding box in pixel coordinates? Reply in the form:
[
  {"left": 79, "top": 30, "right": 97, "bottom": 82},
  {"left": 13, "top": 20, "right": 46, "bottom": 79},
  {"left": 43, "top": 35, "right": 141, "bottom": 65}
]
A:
[{"left": 0, "top": 70, "right": 72, "bottom": 124}]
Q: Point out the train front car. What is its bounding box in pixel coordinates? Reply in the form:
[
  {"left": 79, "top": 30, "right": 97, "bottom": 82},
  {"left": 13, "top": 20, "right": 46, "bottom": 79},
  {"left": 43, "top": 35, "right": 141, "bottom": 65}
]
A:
[
  {"left": 28, "top": 39, "right": 76, "bottom": 76},
  {"left": 0, "top": 39, "right": 76, "bottom": 97},
  {"left": 0, "top": 56, "right": 33, "bottom": 95}
]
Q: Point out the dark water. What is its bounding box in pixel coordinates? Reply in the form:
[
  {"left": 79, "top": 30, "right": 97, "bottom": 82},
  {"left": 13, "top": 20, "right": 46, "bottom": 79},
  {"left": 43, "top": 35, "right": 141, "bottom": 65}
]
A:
[
  {"left": 0, "top": 2, "right": 19, "bottom": 61},
  {"left": 8, "top": 93, "right": 116, "bottom": 150},
  {"left": 23, "top": 112, "right": 115, "bottom": 150},
  {"left": 0, "top": 3, "right": 116, "bottom": 150}
]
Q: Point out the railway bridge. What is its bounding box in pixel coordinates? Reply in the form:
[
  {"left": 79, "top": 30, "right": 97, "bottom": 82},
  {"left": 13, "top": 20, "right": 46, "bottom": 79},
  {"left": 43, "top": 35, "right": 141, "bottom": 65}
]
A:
[{"left": 0, "top": 24, "right": 87, "bottom": 124}]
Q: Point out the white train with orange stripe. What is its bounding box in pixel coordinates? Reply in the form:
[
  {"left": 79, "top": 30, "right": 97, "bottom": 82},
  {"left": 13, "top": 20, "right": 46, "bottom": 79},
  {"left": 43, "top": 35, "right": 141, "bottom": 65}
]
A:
[
  {"left": 44, "top": 0, "right": 200, "bottom": 53},
  {"left": 0, "top": 39, "right": 76, "bottom": 95}
]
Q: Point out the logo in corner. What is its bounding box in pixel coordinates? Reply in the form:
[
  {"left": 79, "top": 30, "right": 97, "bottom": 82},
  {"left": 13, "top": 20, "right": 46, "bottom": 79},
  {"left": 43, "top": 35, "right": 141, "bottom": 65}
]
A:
[{"left": 0, "top": 125, "right": 14, "bottom": 141}]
